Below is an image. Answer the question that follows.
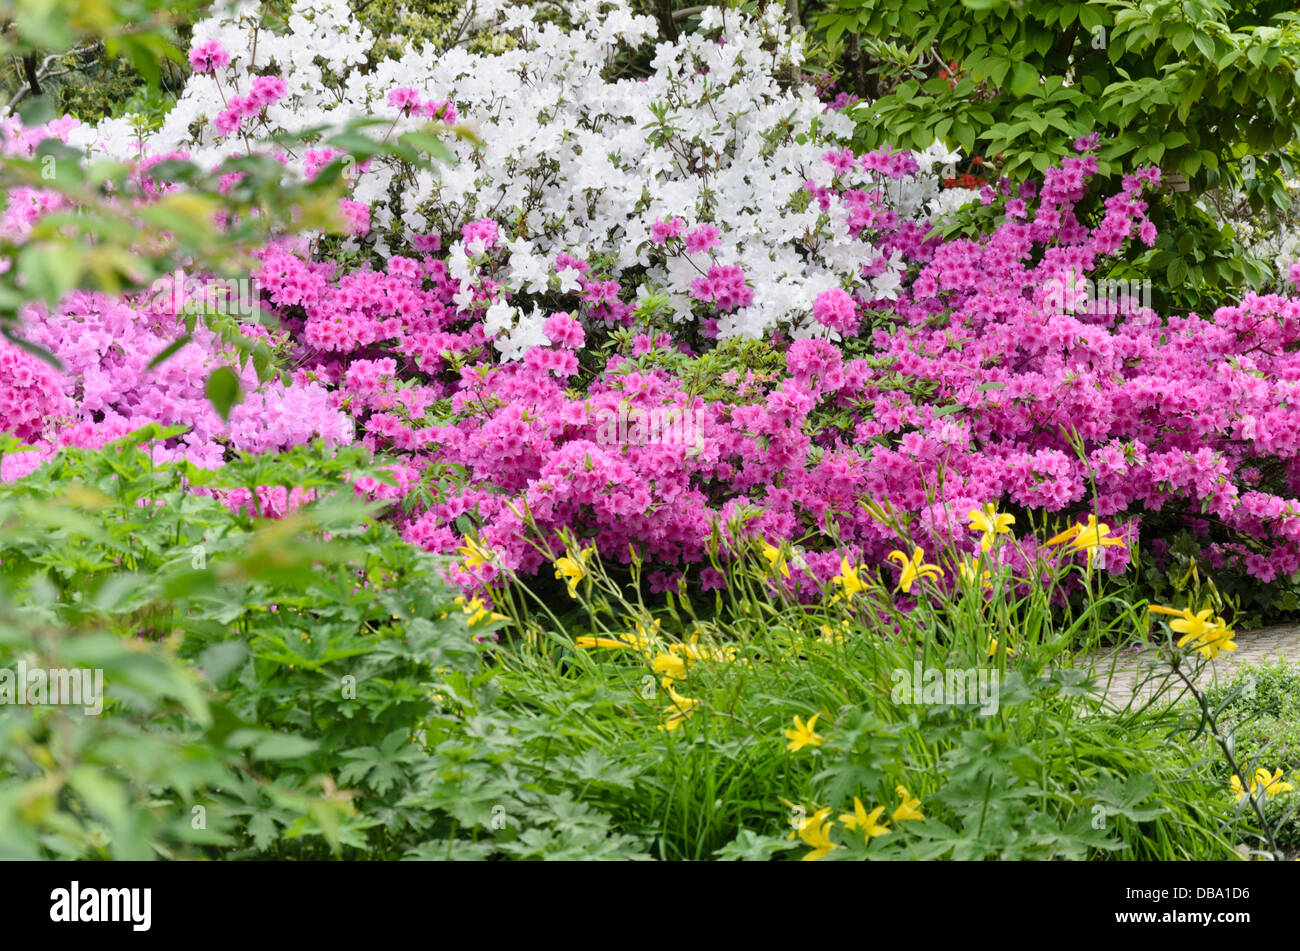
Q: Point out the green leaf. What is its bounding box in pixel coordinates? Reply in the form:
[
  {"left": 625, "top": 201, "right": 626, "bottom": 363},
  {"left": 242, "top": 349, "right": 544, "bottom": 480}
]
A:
[
  {"left": 19, "top": 244, "right": 82, "bottom": 307},
  {"left": 17, "top": 96, "right": 55, "bottom": 127},
  {"left": 146, "top": 335, "right": 193, "bottom": 370},
  {"left": 14, "top": 0, "right": 73, "bottom": 51},
  {"left": 956, "top": 122, "right": 976, "bottom": 154},
  {"left": 251, "top": 734, "right": 319, "bottom": 760},
  {"left": 397, "top": 131, "right": 455, "bottom": 164},
  {"left": 1078, "top": 5, "right": 1106, "bottom": 32},
  {"left": 205, "top": 366, "right": 244, "bottom": 422},
  {"left": 197, "top": 641, "right": 249, "bottom": 684},
  {"left": 1167, "top": 257, "right": 1188, "bottom": 285},
  {"left": 1009, "top": 62, "right": 1039, "bottom": 97},
  {"left": 324, "top": 132, "right": 384, "bottom": 159}
]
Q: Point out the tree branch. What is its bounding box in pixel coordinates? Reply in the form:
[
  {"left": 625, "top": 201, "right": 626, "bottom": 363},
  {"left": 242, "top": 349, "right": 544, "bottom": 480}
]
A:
[
  {"left": 654, "top": 0, "right": 679, "bottom": 41},
  {"left": 2, "top": 44, "right": 100, "bottom": 118},
  {"left": 847, "top": 33, "right": 868, "bottom": 101},
  {"left": 22, "top": 53, "right": 41, "bottom": 97}
]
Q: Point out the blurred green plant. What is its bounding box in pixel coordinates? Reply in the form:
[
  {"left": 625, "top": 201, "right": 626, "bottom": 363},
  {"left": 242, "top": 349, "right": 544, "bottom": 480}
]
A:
[{"left": 0, "top": 430, "right": 651, "bottom": 858}]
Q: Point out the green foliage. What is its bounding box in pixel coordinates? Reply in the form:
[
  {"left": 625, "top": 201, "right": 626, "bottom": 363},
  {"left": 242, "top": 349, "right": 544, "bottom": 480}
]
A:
[
  {"left": 1205, "top": 662, "right": 1300, "bottom": 848},
  {"left": 0, "top": 0, "right": 201, "bottom": 73},
  {"left": 0, "top": 433, "right": 650, "bottom": 859},
  {"left": 818, "top": 0, "right": 1300, "bottom": 308},
  {"left": 482, "top": 525, "right": 1259, "bottom": 860},
  {"left": 607, "top": 332, "right": 786, "bottom": 402},
  {"left": 357, "top": 0, "right": 519, "bottom": 62},
  {"left": 0, "top": 48, "right": 182, "bottom": 124},
  {"left": 0, "top": 429, "right": 1281, "bottom": 860},
  {"left": 0, "top": 0, "right": 200, "bottom": 132},
  {"left": 823, "top": 0, "right": 1300, "bottom": 190}
]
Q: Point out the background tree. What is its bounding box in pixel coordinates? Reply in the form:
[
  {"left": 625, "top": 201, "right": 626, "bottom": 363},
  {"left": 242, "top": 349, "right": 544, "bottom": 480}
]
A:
[{"left": 814, "top": 0, "right": 1300, "bottom": 307}]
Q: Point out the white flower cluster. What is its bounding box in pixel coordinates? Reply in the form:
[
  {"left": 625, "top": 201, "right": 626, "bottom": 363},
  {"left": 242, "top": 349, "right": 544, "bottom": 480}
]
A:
[
  {"left": 71, "top": 0, "right": 374, "bottom": 166},
  {"left": 71, "top": 0, "right": 962, "bottom": 350}
]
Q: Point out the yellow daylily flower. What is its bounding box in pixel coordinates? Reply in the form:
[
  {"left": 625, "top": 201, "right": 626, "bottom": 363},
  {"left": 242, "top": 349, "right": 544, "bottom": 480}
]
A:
[
  {"left": 1149, "top": 605, "right": 1238, "bottom": 659},
  {"left": 457, "top": 534, "right": 496, "bottom": 572},
  {"left": 987, "top": 638, "right": 1015, "bottom": 657},
  {"left": 1180, "top": 621, "right": 1237, "bottom": 660},
  {"left": 788, "top": 806, "right": 837, "bottom": 861},
  {"left": 657, "top": 686, "right": 700, "bottom": 731},
  {"left": 759, "top": 539, "right": 791, "bottom": 579},
  {"left": 652, "top": 651, "right": 688, "bottom": 687},
  {"left": 670, "top": 633, "right": 737, "bottom": 664},
  {"left": 1255, "top": 768, "right": 1295, "bottom": 799},
  {"left": 1046, "top": 515, "right": 1125, "bottom": 558},
  {"left": 892, "top": 785, "right": 924, "bottom": 822},
  {"left": 838, "top": 797, "right": 891, "bottom": 842},
  {"left": 628, "top": 619, "right": 663, "bottom": 652},
  {"left": 887, "top": 547, "right": 943, "bottom": 594},
  {"left": 574, "top": 620, "right": 661, "bottom": 654},
  {"left": 554, "top": 545, "right": 595, "bottom": 598},
  {"left": 830, "top": 557, "right": 868, "bottom": 601},
  {"left": 1230, "top": 768, "right": 1293, "bottom": 802},
  {"left": 453, "top": 596, "right": 507, "bottom": 627},
  {"left": 784, "top": 713, "right": 825, "bottom": 752},
  {"left": 967, "top": 503, "right": 1015, "bottom": 552},
  {"left": 574, "top": 634, "right": 636, "bottom": 650}
]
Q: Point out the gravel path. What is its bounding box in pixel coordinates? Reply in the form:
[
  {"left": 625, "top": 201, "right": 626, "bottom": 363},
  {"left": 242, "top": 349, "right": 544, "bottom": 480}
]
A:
[{"left": 1087, "top": 624, "right": 1300, "bottom": 707}]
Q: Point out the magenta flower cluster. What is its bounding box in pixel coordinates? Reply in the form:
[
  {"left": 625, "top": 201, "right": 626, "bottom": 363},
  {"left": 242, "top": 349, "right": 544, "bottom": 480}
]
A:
[
  {"left": 5, "top": 110, "right": 1300, "bottom": 604},
  {"left": 386, "top": 87, "right": 459, "bottom": 123},
  {"left": 214, "top": 75, "right": 288, "bottom": 137},
  {"left": 188, "top": 40, "right": 231, "bottom": 75}
]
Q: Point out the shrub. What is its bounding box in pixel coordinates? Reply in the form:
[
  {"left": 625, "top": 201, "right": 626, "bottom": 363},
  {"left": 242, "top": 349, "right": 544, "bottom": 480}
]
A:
[
  {"left": 1205, "top": 661, "right": 1300, "bottom": 849},
  {"left": 0, "top": 433, "right": 651, "bottom": 858},
  {"left": 817, "top": 0, "right": 1300, "bottom": 299}
]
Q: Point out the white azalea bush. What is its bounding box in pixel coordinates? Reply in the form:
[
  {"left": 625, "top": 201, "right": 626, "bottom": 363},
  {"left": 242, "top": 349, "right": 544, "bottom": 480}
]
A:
[{"left": 71, "top": 0, "right": 956, "bottom": 347}]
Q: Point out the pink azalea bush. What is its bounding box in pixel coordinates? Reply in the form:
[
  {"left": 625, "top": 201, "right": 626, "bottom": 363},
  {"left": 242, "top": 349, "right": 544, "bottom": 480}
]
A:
[
  {"left": 1, "top": 288, "right": 352, "bottom": 481},
  {"left": 2, "top": 0, "right": 1299, "bottom": 614},
  {"left": 250, "top": 147, "right": 1300, "bottom": 602}
]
